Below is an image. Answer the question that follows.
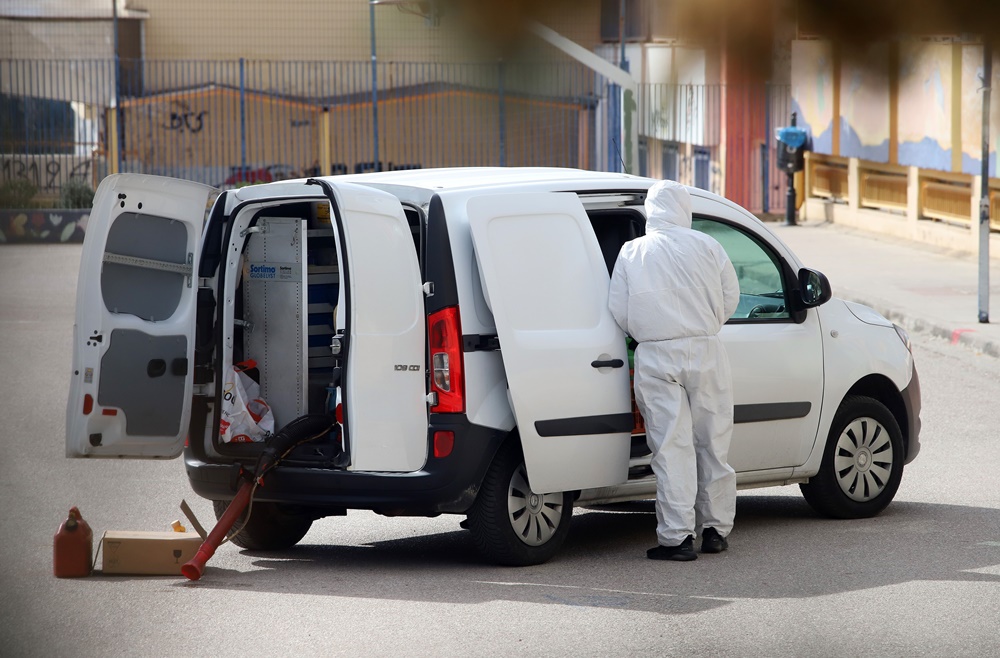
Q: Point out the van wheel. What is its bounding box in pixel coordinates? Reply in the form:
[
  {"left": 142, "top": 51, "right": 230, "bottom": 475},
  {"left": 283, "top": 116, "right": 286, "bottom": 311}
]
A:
[
  {"left": 212, "top": 499, "right": 313, "bottom": 551},
  {"left": 467, "top": 441, "right": 572, "bottom": 566},
  {"left": 800, "top": 395, "right": 904, "bottom": 519}
]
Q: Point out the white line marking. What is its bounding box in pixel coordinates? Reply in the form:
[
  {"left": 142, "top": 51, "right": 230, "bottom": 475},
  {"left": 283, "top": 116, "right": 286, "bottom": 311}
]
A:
[{"left": 472, "top": 580, "right": 730, "bottom": 601}]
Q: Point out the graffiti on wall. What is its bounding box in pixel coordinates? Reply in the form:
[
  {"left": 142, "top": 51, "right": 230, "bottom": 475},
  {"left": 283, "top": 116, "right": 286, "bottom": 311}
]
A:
[
  {"left": 0, "top": 209, "right": 88, "bottom": 243},
  {"left": 163, "top": 110, "right": 208, "bottom": 133},
  {"left": 1, "top": 156, "right": 96, "bottom": 192}
]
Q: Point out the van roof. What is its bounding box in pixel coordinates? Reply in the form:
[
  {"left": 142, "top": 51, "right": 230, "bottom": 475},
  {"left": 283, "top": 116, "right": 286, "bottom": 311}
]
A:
[
  {"left": 331, "top": 167, "right": 648, "bottom": 191},
  {"left": 322, "top": 166, "right": 755, "bottom": 226}
]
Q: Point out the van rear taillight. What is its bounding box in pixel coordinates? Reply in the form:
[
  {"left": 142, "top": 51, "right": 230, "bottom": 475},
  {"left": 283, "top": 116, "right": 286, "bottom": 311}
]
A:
[{"left": 428, "top": 306, "right": 465, "bottom": 413}]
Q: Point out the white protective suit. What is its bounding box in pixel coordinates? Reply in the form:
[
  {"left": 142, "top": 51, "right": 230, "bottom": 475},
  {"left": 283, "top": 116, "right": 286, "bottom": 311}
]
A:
[{"left": 608, "top": 180, "right": 740, "bottom": 546}]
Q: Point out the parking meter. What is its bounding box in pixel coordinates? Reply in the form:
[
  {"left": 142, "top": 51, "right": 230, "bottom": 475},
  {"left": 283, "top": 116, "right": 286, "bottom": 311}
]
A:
[
  {"left": 775, "top": 113, "right": 810, "bottom": 225},
  {"left": 776, "top": 125, "right": 809, "bottom": 173}
]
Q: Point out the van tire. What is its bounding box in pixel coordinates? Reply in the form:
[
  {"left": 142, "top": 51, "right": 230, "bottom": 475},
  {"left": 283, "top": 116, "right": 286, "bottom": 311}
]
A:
[
  {"left": 467, "top": 440, "right": 573, "bottom": 566},
  {"left": 212, "top": 499, "right": 313, "bottom": 551},
  {"left": 799, "top": 395, "right": 904, "bottom": 519}
]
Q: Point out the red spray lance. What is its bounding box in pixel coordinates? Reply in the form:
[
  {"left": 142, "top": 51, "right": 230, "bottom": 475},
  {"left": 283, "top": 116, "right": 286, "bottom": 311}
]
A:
[{"left": 181, "top": 414, "right": 336, "bottom": 581}]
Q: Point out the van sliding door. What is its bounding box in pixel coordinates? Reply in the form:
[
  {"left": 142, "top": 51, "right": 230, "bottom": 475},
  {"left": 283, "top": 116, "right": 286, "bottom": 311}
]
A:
[{"left": 468, "top": 192, "right": 632, "bottom": 494}]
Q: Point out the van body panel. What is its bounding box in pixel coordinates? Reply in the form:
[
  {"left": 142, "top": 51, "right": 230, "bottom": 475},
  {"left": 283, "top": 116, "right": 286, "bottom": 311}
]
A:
[
  {"left": 684, "top": 194, "right": 825, "bottom": 470},
  {"left": 462, "top": 351, "right": 515, "bottom": 431},
  {"left": 184, "top": 417, "right": 508, "bottom": 514},
  {"left": 66, "top": 174, "right": 215, "bottom": 458},
  {"left": 722, "top": 320, "right": 825, "bottom": 470},
  {"left": 334, "top": 184, "right": 429, "bottom": 471},
  {"left": 794, "top": 298, "right": 915, "bottom": 478},
  {"left": 467, "top": 192, "right": 632, "bottom": 494}
]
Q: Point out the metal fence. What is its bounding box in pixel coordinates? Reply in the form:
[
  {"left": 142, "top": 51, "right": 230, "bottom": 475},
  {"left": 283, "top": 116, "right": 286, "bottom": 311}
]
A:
[{"left": 1, "top": 57, "right": 790, "bottom": 215}]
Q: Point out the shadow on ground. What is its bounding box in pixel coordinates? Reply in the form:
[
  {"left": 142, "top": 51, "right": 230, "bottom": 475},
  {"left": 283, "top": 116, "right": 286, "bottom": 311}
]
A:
[{"left": 103, "top": 495, "right": 1000, "bottom": 616}]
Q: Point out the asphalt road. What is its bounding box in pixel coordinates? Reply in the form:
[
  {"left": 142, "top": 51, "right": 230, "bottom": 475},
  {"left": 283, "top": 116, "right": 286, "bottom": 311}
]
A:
[{"left": 1, "top": 243, "right": 999, "bottom": 657}]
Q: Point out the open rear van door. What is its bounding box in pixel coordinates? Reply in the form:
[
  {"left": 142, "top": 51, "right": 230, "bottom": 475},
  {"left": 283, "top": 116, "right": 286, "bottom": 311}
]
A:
[
  {"left": 308, "top": 179, "right": 428, "bottom": 472},
  {"left": 468, "top": 193, "right": 632, "bottom": 494},
  {"left": 66, "top": 174, "right": 215, "bottom": 458}
]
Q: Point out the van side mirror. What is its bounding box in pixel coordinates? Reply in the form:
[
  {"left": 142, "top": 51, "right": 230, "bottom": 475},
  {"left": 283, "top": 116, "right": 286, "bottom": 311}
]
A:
[{"left": 798, "top": 268, "right": 831, "bottom": 308}]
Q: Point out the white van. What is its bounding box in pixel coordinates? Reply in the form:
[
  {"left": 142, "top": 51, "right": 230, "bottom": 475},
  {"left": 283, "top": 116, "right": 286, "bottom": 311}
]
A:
[{"left": 66, "top": 168, "right": 921, "bottom": 565}]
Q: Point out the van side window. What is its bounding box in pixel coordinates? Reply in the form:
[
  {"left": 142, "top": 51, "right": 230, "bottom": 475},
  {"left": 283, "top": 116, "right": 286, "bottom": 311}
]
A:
[{"left": 692, "top": 217, "right": 791, "bottom": 322}]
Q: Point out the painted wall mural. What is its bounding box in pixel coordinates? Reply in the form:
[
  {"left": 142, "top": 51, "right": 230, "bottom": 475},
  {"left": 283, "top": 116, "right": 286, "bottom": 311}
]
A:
[
  {"left": 840, "top": 43, "right": 890, "bottom": 163},
  {"left": 960, "top": 46, "right": 1000, "bottom": 177},
  {"left": 791, "top": 39, "right": 1000, "bottom": 177},
  {"left": 0, "top": 210, "right": 88, "bottom": 243},
  {"left": 791, "top": 40, "right": 834, "bottom": 155},
  {"left": 897, "top": 43, "right": 953, "bottom": 172}
]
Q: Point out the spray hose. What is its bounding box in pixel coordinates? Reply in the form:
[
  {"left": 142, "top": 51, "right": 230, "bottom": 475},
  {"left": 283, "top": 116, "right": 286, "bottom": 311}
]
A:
[{"left": 181, "top": 414, "right": 337, "bottom": 581}]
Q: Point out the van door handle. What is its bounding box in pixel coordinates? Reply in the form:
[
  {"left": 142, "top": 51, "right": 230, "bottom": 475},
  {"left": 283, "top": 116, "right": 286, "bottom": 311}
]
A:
[{"left": 591, "top": 359, "right": 624, "bottom": 369}]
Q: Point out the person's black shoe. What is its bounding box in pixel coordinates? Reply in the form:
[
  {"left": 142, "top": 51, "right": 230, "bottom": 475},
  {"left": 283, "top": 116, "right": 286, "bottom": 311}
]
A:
[
  {"left": 647, "top": 536, "right": 697, "bottom": 561},
  {"left": 701, "top": 527, "right": 728, "bottom": 554}
]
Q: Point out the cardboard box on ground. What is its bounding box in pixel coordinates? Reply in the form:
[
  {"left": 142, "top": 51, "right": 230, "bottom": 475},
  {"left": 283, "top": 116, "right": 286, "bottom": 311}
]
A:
[
  {"left": 100, "top": 500, "right": 209, "bottom": 576},
  {"left": 102, "top": 531, "right": 203, "bottom": 575}
]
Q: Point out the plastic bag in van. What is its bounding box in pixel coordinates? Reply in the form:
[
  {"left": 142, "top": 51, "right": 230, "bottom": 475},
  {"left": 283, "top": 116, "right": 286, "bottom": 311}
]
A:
[{"left": 220, "top": 360, "right": 275, "bottom": 443}]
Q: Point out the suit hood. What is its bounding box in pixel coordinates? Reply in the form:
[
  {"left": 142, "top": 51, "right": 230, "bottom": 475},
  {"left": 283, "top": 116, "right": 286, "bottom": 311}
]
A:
[{"left": 644, "top": 180, "right": 692, "bottom": 232}]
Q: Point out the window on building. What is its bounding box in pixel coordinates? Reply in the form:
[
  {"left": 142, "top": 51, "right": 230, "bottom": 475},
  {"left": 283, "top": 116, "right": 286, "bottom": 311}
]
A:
[
  {"left": 694, "top": 147, "right": 710, "bottom": 190},
  {"left": 600, "top": 0, "right": 651, "bottom": 42},
  {"left": 662, "top": 142, "right": 679, "bottom": 181}
]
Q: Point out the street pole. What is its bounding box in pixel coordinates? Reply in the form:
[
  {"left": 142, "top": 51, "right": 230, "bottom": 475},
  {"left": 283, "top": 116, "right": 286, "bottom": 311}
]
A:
[
  {"left": 112, "top": 0, "right": 122, "bottom": 169},
  {"left": 619, "top": 0, "right": 625, "bottom": 69},
  {"left": 979, "top": 39, "right": 992, "bottom": 324},
  {"left": 763, "top": 83, "right": 770, "bottom": 214},
  {"left": 498, "top": 59, "right": 506, "bottom": 167},
  {"left": 785, "top": 112, "right": 797, "bottom": 226},
  {"left": 369, "top": 1, "right": 380, "bottom": 172},
  {"left": 617, "top": 0, "right": 625, "bottom": 173},
  {"left": 239, "top": 58, "right": 247, "bottom": 180}
]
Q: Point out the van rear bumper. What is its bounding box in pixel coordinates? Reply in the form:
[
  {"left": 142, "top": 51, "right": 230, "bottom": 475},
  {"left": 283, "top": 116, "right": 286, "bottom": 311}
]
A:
[{"left": 184, "top": 415, "right": 507, "bottom": 516}]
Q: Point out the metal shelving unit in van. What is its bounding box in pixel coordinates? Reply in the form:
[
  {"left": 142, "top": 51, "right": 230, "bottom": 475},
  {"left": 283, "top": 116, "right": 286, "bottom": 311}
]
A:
[
  {"left": 242, "top": 217, "right": 308, "bottom": 427},
  {"left": 305, "top": 227, "right": 339, "bottom": 372},
  {"left": 304, "top": 226, "right": 340, "bottom": 413}
]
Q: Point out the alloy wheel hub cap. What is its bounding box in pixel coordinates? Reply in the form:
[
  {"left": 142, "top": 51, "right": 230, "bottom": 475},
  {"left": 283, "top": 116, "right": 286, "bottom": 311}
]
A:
[{"left": 509, "top": 466, "right": 563, "bottom": 547}]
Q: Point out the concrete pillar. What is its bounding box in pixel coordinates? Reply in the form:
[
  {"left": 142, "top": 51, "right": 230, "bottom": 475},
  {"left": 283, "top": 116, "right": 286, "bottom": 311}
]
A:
[
  {"left": 801, "top": 153, "right": 813, "bottom": 221},
  {"left": 320, "top": 107, "right": 331, "bottom": 177},
  {"left": 907, "top": 166, "right": 921, "bottom": 225},
  {"left": 683, "top": 142, "right": 693, "bottom": 187},
  {"left": 848, "top": 157, "right": 860, "bottom": 211},
  {"left": 105, "top": 106, "right": 120, "bottom": 175}
]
